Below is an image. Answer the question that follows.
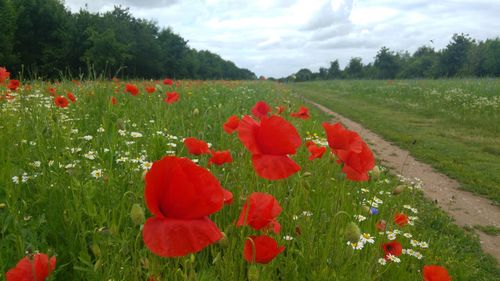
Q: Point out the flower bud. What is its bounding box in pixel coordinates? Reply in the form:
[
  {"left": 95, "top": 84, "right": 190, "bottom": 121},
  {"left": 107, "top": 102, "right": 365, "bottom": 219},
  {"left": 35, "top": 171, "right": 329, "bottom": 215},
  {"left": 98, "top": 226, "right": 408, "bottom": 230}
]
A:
[
  {"left": 344, "top": 222, "right": 361, "bottom": 243},
  {"left": 130, "top": 203, "right": 145, "bottom": 226},
  {"left": 392, "top": 185, "right": 406, "bottom": 195}
]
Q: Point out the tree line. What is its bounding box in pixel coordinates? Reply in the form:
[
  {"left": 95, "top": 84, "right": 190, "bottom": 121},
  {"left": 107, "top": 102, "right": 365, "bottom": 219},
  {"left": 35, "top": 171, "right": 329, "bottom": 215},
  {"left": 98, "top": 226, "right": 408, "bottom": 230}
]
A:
[
  {"left": 0, "top": 0, "right": 256, "bottom": 80},
  {"left": 279, "top": 34, "right": 500, "bottom": 82}
]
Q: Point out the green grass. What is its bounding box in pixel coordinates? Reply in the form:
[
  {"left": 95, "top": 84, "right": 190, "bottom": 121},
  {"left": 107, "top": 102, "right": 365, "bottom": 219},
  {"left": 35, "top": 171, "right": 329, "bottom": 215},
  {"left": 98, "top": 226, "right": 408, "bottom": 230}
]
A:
[
  {"left": 0, "top": 80, "right": 498, "bottom": 280},
  {"left": 474, "top": 225, "right": 500, "bottom": 236},
  {"left": 291, "top": 79, "right": 500, "bottom": 204}
]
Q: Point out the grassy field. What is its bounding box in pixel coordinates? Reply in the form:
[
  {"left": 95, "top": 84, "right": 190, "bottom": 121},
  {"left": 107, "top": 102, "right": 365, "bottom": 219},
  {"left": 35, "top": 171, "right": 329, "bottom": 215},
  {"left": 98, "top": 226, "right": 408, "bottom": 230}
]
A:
[
  {"left": 0, "top": 80, "right": 498, "bottom": 280},
  {"left": 291, "top": 79, "right": 500, "bottom": 205}
]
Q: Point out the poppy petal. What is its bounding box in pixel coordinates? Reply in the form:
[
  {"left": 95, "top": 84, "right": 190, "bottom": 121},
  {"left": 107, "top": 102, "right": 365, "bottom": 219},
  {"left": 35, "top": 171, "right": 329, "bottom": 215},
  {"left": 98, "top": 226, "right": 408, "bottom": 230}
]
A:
[
  {"left": 252, "top": 154, "right": 300, "bottom": 180},
  {"left": 143, "top": 217, "right": 222, "bottom": 257},
  {"left": 238, "top": 115, "right": 261, "bottom": 154},
  {"left": 145, "top": 156, "right": 223, "bottom": 219},
  {"left": 256, "top": 116, "right": 301, "bottom": 155},
  {"left": 243, "top": 235, "right": 284, "bottom": 264}
]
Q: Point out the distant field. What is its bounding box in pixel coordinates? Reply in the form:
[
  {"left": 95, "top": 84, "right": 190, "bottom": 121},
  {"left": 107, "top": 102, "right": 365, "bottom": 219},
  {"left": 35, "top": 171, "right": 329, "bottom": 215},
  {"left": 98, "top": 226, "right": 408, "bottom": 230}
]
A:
[
  {"left": 0, "top": 80, "right": 498, "bottom": 280},
  {"left": 292, "top": 79, "right": 500, "bottom": 204}
]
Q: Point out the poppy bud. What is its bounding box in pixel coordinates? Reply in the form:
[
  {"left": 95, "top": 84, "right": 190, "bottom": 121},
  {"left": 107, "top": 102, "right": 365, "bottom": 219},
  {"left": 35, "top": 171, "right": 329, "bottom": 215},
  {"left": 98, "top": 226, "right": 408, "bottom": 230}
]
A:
[
  {"left": 94, "top": 259, "right": 103, "bottom": 271},
  {"left": 362, "top": 206, "right": 371, "bottom": 214},
  {"left": 375, "top": 220, "right": 387, "bottom": 231},
  {"left": 218, "top": 232, "right": 229, "bottom": 248},
  {"left": 301, "top": 172, "right": 312, "bottom": 177},
  {"left": 392, "top": 185, "right": 406, "bottom": 195},
  {"left": 193, "top": 108, "right": 200, "bottom": 115},
  {"left": 91, "top": 244, "right": 101, "bottom": 257},
  {"left": 247, "top": 265, "right": 260, "bottom": 281},
  {"left": 0, "top": 203, "right": 6, "bottom": 209},
  {"left": 371, "top": 166, "right": 381, "bottom": 179},
  {"left": 344, "top": 222, "right": 361, "bottom": 242},
  {"left": 130, "top": 203, "right": 145, "bottom": 226}
]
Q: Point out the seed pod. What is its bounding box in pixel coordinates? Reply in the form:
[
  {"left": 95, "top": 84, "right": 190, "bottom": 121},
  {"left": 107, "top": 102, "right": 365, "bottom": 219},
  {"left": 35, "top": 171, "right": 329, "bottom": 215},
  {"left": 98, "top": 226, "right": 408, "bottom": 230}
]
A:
[
  {"left": 344, "top": 222, "right": 361, "bottom": 243},
  {"left": 0, "top": 203, "right": 6, "bottom": 209},
  {"left": 130, "top": 204, "right": 145, "bottom": 226}
]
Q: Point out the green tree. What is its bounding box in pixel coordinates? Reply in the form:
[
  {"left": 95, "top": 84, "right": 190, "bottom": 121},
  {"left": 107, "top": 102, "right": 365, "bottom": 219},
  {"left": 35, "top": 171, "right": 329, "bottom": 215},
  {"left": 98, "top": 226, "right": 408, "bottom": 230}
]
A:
[
  {"left": 344, "top": 57, "right": 364, "bottom": 79},
  {"left": 327, "top": 60, "right": 341, "bottom": 79},
  {"left": 295, "top": 68, "right": 313, "bottom": 82},
  {"left": 437, "top": 33, "right": 475, "bottom": 77},
  {"left": 374, "top": 46, "right": 400, "bottom": 79},
  {"left": 0, "top": 0, "right": 17, "bottom": 66}
]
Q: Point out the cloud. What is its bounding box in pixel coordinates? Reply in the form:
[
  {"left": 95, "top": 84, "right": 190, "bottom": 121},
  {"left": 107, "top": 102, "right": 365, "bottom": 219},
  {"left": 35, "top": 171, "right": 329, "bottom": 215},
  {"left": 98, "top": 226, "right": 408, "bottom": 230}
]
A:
[
  {"left": 302, "top": 0, "right": 353, "bottom": 31},
  {"left": 64, "top": 0, "right": 500, "bottom": 77}
]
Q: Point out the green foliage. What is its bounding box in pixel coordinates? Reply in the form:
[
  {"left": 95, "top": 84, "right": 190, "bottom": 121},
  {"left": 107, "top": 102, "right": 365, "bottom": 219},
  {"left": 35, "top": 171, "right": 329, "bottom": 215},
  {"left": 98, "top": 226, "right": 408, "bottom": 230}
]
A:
[
  {"left": 293, "top": 79, "right": 500, "bottom": 204},
  {"left": 0, "top": 80, "right": 498, "bottom": 280},
  {"left": 3, "top": 3, "right": 255, "bottom": 80},
  {"left": 291, "top": 34, "right": 500, "bottom": 81}
]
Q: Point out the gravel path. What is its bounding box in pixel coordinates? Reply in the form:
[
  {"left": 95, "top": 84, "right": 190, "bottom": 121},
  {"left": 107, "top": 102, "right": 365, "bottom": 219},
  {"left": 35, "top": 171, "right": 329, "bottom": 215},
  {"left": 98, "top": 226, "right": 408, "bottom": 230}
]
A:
[{"left": 305, "top": 98, "right": 500, "bottom": 263}]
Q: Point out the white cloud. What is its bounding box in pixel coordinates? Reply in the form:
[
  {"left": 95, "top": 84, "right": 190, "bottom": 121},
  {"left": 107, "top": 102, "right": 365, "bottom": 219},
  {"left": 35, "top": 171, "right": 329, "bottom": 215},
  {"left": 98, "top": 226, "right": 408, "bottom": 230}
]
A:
[{"left": 64, "top": 0, "right": 500, "bottom": 77}]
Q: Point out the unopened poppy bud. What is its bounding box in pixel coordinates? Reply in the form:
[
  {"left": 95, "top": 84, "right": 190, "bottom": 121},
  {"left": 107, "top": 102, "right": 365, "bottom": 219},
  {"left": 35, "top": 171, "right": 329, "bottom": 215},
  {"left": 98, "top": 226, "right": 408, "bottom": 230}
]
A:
[
  {"left": 302, "top": 171, "right": 312, "bottom": 177},
  {"left": 247, "top": 265, "right": 260, "bottom": 281},
  {"left": 218, "top": 232, "right": 228, "bottom": 247},
  {"left": 375, "top": 220, "right": 387, "bottom": 231},
  {"left": 344, "top": 222, "right": 361, "bottom": 243},
  {"left": 371, "top": 166, "right": 381, "bottom": 179},
  {"left": 392, "top": 185, "right": 405, "bottom": 195},
  {"left": 0, "top": 203, "right": 6, "bottom": 209},
  {"left": 362, "top": 206, "right": 371, "bottom": 214},
  {"left": 91, "top": 244, "right": 101, "bottom": 257},
  {"left": 193, "top": 108, "right": 200, "bottom": 115},
  {"left": 130, "top": 203, "right": 145, "bottom": 226},
  {"left": 94, "top": 259, "right": 103, "bottom": 271}
]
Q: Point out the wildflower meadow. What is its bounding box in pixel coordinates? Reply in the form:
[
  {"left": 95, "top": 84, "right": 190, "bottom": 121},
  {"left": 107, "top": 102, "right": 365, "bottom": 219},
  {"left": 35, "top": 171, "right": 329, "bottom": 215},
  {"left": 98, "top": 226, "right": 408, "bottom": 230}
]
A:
[{"left": 0, "top": 69, "right": 498, "bottom": 280}]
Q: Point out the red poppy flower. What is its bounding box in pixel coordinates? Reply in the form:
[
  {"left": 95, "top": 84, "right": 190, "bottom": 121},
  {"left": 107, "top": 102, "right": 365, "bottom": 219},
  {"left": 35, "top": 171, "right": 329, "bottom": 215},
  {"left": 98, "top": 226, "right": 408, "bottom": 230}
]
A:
[
  {"left": 423, "top": 265, "right": 451, "bottom": 281},
  {"left": 7, "top": 79, "right": 20, "bottom": 91},
  {"left": 209, "top": 150, "right": 233, "bottom": 166},
  {"left": 222, "top": 188, "right": 233, "bottom": 205},
  {"left": 125, "top": 83, "right": 139, "bottom": 96},
  {"left": 6, "top": 253, "right": 56, "bottom": 281},
  {"left": 238, "top": 115, "right": 301, "bottom": 180},
  {"left": 290, "top": 106, "right": 310, "bottom": 119},
  {"left": 184, "top": 137, "right": 210, "bottom": 155},
  {"left": 306, "top": 141, "right": 326, "bottom": 160},
  {"left": 323, "top": 122, "right": 363, "bottom": 162},
  {"left": 251, "top": 101, "right": 271, "bottom": 119},
  {"left": 67, "top": 92, "right": 76, "bottom": 103},
  {"left": 143, "top": 156, "right": 224, "bottom": 257},
  {"left": 394, "top": 213, "right": 409, "bottom": 227},
  {"left": 163, "top": 78, "right": 174, "bottom": 85},
  {"left": 0, "top": 67, "right": 10, "bottom": 83},
  {"left": 48, "top": 87, "right": 57, "bottom": 96},
  {"left": 340, "top": 142, "right": 375, "bottom": 181},
  {"left": 375, "top": 220, "right": 387, "bottom": 231},
  {"left": 236, "top": 192, "right": 282, "bottom": 233},
  {"left": 275, "top": 105, "right": 285, "bottom": 115},
  {"left": 223, "top": 115, "right": 240, "bottom": 134},
  {"left": 111, "top": 96, "right": 117, "bottom": 105},
  {"left": 145, "top": 86, "right": 156, "bottom": 94},
  {"left": 243, "top": 235, "right": 284, "bottom": 264},
  {"left": 164, "top": 92, "right": 179, "bottom": 104},
  {"left": 54, "top": 96, "right": 69, "bottom": 108},
  {"left": 382, "top": 241, "right": 402, "bottom": 260}
]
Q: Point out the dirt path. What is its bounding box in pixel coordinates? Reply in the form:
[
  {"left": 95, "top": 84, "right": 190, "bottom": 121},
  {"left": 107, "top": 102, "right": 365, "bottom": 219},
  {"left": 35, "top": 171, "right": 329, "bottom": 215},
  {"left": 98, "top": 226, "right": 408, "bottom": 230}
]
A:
[{"left": 305, "top": 98, "right": 500, "bottom": 263}]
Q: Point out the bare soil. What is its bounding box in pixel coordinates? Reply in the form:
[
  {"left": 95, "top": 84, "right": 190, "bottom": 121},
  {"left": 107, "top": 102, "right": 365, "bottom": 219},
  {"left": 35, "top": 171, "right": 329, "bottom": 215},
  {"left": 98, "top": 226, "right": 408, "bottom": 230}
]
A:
[{"left": 305, "top": 99, "right": 500, "bottom": 263}]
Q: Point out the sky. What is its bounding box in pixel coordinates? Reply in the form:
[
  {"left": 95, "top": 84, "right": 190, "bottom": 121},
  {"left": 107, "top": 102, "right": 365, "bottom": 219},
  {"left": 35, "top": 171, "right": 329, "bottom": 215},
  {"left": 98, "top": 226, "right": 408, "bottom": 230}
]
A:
[{"left": 64, "top": 0, "right": 500, "bottom": 78}]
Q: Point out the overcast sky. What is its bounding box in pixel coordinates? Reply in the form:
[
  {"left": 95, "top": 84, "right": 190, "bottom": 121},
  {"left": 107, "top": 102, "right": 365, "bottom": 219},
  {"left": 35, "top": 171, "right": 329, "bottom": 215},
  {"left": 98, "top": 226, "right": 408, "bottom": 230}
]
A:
[{"left": 64, "top": 0, "right": 500, "bottom": 78}]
